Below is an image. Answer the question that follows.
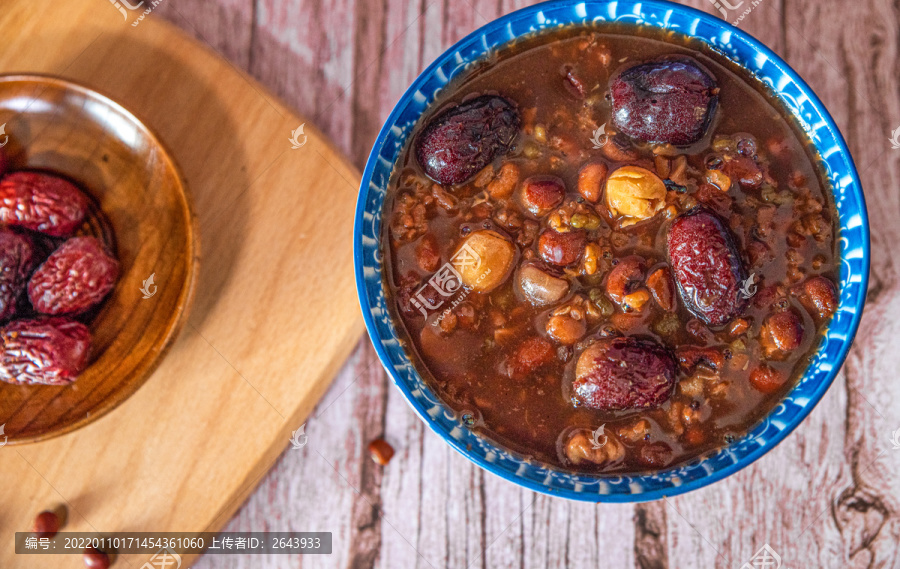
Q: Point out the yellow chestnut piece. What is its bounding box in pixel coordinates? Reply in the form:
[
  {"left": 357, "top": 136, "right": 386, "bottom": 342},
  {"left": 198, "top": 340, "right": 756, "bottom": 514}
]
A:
[
  {"left": 452, "top": 230, "right": 515, "bottom": 293},
  {"left": 605, "top": 165, "right": 667, "bottom": 225}
]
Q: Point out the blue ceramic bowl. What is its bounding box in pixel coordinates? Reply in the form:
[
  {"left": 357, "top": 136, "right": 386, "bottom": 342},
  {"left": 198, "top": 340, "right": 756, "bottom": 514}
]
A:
[{"left": 354, "top": 0, "right": 869, "bottom": 501}]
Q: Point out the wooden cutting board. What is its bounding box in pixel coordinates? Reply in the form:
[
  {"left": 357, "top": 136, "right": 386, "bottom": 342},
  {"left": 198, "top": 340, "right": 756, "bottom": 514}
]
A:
[{"left": 0, "top": 1, "right": 364, "bottom": 567}]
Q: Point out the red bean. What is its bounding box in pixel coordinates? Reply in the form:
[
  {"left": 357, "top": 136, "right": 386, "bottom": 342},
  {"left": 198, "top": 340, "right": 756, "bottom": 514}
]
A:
[
  {"left": 538, "top": 229, "right": 586, "bottom": 267},
  {"left": 749, "top": 365, "right": 786, "bottom": 394},
  {"left": 606, "top": 256, "right": 645, "bottom": 305},
  {"left": 577, "top": 163, "right": 608, "bottom": 203},
  {"left": 546, "top": 314, "right": 586, "bottom": 345},
  {"left": 83, "top": 547, "right": 110, "bottom": 569},
  {"left": 32, "top": 510, "right": 60, "bottom": 538},
  {"left": 368, "top": 439, "right": 395, "bottom": 465},
  {"left": 723, "top": 156, "right": 763, "bottom": 188},
  {"left": 507, "top": 337, "right": 555, "bottom": 380},
  {"left": 638, "top": 442, "right": 674, "bottom": 467},
  {"left": 694, "top": 183, "right": 733, "bottom": 218},
  {"left": 761, "top": 310, "right": 803, "bottom": 357},
  {"left": 675, "top": 346, "right": 724, "bottom": 372},
  {"left": 683, "top": 427, "right": 706, "bottom": 446},
  {"left": 611, "top": 312, "right": 645, "bottom": 333},
  {"left": 685, "top": 319, "right": 714, "bottom": 343},
  {"left": 797, "top": 276, "right": 838, "bottom": 321},
  {"left": 415, "top": 233, "right": 441, "bottom": 272},
  {"left": 728, "top": 318, "right": 750, "bottom": 336},
  {"left": 747, "top": 240, "right": 774, "bottom": 268},
  {"left": 520, "top": 176, "right": 566, "bottom": 216},
  {"left": 645, "top": 267, "right": 675, "bottom": 311}
]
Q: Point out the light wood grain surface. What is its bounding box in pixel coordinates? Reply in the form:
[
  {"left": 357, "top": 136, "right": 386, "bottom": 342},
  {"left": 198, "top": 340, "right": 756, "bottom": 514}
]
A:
[
  {"left": 0, "top": 1, "right": 363, "bottom": 567},
  {"left": 7, "top": 0, "right": 897, "bottom": 567}
]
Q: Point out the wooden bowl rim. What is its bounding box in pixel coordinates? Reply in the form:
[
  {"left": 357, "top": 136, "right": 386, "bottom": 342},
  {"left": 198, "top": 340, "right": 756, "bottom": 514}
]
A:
[{"left": 0, "top": 73, "right": 200, "bottom": 445}]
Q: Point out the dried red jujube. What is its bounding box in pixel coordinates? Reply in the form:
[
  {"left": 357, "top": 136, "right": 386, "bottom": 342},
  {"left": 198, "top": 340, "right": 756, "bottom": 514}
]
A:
[
  {"left": 574, "top": 336, "right": 677, "bottom": 410},
  {"left": 28, "top": 237, "right": 119, "bottom": 315},
  {"left": 0, "top": 317, "right": 91, "bottom": 385},
  {"left": 0, "top": 171, "right": 89, "bottom": 236},
  {"left": 610, "top": 57, "right": 718, "bottom": 145},
  {"left": 667, "top": 207, "right": 747, "bottom": 326},
  {"left": 415, "top": 95, "right": 520, "bottom": 186},
  {"left": 0, "top": 229, "right": 35, "bottom": 321}
]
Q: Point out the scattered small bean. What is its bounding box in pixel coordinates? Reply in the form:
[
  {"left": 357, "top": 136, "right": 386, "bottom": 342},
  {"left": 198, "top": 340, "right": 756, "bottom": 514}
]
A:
[{"left": 368, "top": 439, "right": 395, "bottom": 465}]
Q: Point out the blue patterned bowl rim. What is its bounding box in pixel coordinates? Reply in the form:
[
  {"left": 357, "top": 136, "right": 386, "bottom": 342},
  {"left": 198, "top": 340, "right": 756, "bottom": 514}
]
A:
[{"left": 354, "top": 0, "right": 870, "bottom": 502}]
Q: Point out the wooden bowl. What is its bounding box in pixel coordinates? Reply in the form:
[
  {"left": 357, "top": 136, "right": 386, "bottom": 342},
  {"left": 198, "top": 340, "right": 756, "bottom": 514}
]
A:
[{"left": 0, "top": 75, "right": 198, "bottom": 444}]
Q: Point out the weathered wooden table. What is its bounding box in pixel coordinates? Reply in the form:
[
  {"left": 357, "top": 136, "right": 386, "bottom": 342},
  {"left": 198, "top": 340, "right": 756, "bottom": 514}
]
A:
[{"left": 153, "top": 0, "right": 899, "bottom": 566}]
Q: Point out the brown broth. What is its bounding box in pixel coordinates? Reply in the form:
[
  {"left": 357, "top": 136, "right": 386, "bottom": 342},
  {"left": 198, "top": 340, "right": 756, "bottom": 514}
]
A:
[{"left": 382, "top": 25, "right": 839, "bottom": 474}]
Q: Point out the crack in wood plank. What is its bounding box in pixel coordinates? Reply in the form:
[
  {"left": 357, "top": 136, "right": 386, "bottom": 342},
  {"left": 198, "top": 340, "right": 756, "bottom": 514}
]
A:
[
  {"left": 634, "top": 502, "right": 669, "bottom": 569},
  {"left": 823, "top": 0, "right": 900, "bottom": 566},
  {"left": 345, "top": 349, "right": 389, "bottom": 569}
]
